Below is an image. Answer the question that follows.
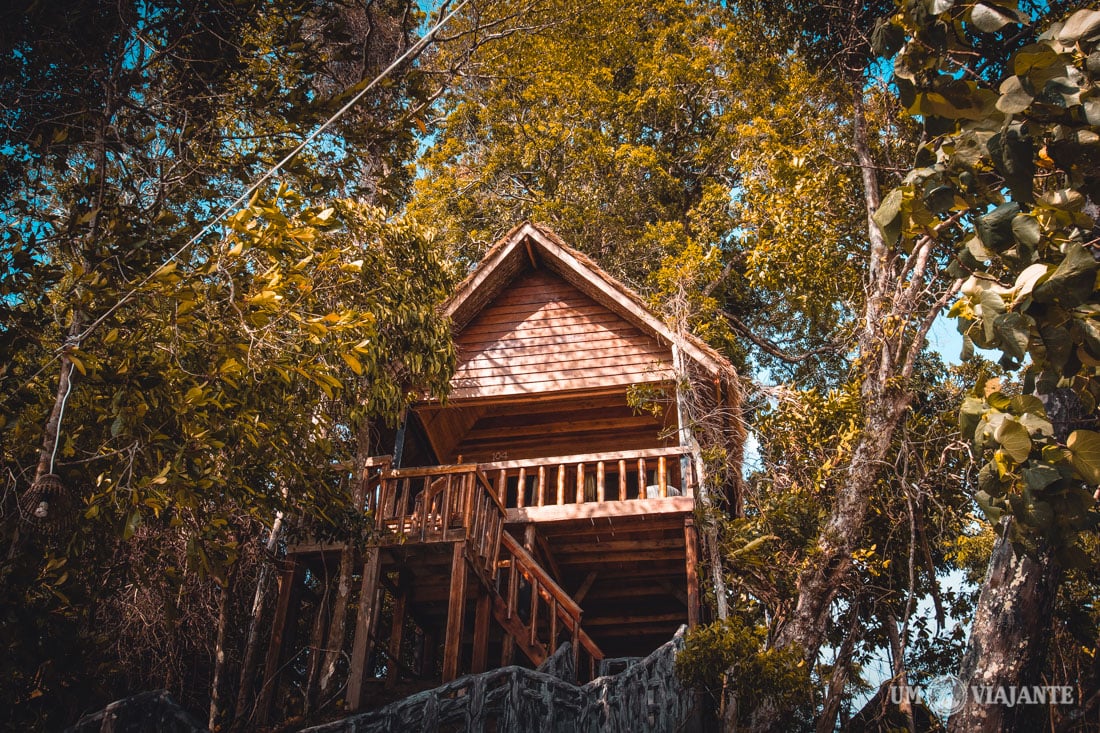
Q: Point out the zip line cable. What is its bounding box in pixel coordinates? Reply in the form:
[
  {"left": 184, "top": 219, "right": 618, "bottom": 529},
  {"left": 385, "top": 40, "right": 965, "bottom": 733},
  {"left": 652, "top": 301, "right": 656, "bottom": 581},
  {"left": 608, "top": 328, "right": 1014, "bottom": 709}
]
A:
[
  {"left": 76, "top": 0, "right": 471, "bottom": 345},
  {"left": 3, "top": 0, "right": 471, "bottom": 407}
]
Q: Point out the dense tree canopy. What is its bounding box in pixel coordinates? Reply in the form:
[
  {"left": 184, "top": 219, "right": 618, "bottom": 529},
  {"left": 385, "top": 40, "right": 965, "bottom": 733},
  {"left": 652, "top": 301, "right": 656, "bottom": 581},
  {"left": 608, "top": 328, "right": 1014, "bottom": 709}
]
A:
[
  {"left": 0, "top": 1, "right": 455, "bottom": 727},
  {"left": 2, "top": 0, "right": 1098, "bottom": 730}
]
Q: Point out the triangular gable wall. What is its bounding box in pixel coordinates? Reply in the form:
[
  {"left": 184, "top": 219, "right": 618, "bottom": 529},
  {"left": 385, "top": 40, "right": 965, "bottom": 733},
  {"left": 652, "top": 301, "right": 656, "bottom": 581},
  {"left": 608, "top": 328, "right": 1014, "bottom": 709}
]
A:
[
  {"left": 451, "top": 268, "right": 673, "bottom": 400},
  {"left": 442, "top": 222, "right": 736, "bottom": 402}
]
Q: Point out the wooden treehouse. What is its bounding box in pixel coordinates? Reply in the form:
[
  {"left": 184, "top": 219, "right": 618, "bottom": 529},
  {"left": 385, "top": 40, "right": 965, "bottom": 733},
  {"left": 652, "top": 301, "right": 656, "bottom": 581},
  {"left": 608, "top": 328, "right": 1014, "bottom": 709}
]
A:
[{"left": 256, "top": 223, "right": 743, "bottom": 726}]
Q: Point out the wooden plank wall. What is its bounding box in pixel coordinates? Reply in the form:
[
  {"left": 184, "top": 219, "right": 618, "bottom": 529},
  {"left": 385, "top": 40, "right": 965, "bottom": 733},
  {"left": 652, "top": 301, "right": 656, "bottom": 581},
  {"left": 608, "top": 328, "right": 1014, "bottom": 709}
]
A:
[
  {"left": 451, "top": 393, "right": 673, "bottom": 463},
  {"left": 451, "top": 270, "right": 673, "bottom": 400}
]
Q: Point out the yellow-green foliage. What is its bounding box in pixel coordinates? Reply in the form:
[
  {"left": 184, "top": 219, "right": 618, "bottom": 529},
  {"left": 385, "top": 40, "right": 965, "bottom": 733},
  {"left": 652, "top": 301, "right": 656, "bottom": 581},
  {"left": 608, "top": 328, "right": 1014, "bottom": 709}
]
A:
[{"left": 676, "top": 617, "right": 814, "bottom": 726}]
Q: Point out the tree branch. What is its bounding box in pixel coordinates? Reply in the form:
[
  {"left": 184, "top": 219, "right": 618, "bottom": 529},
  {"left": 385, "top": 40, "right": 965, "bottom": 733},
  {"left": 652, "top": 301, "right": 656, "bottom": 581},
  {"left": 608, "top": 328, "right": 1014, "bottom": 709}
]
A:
[{"left": 719, "top": 309, "right": 837, "bottom": 364}]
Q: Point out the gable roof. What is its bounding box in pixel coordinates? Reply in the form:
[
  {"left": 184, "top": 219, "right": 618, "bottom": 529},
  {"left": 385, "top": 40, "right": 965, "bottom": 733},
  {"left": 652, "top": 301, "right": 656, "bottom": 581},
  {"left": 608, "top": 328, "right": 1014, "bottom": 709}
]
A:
[{"left": 444, "top": 222, "right": 736, "bottom": 379}]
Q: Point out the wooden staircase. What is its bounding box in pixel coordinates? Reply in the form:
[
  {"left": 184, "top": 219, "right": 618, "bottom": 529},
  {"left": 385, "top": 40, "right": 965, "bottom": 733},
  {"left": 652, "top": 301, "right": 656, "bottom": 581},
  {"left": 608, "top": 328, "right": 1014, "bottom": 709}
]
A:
[
  {"left": 366, "top": 463, "right": 604, "bottom": 680},
  {"left": 492, "top": 532, "right": 603, "bottom": 673}
]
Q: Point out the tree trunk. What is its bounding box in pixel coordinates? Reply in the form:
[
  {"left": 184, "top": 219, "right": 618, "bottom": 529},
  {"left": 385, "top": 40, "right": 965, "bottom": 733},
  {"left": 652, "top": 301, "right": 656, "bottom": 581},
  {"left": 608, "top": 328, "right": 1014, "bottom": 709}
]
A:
[
  {"left": 886, "top": 613, "right": 916, "bottom": 733},
  {"left": 208, "top": 573, "right": 233, "bottom": 730},
  {"left": 233, "top": 508, "right": 286, "bottom": 725},
  {"left": 319, "top": 544, "right": 355, "bottom": 698},
  {"left": 742, "top": 87, "right": 935, "bottom": 731},
  {"left": 319, "top": 416, "right": 375, "bottom": 700},
  {"left": 305, "top": 571, "right": 333, "bottom": 712},
  {"left": 817, "top": 608, "right": 863, "bottom": 733},
  {"left": 948, "top": 525, "right": 1060, "bottom": 733}
]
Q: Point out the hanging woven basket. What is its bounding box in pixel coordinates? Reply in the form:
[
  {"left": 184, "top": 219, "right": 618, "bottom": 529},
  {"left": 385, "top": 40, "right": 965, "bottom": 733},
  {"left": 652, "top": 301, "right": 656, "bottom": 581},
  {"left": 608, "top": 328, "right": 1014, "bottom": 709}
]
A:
[{"left": 20, "top": 473, "right": 76, "bottom": 538}]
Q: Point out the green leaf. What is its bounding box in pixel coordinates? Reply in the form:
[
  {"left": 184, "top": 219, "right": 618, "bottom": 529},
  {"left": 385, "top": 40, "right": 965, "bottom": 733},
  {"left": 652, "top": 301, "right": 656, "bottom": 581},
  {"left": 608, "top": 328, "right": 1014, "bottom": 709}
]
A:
[
  {"left": 959, "top": 395, "right": 987, "bottom": 438},
  {"left": 1057, "top": 9, "right": 1100, "bottom": 43},
  {"left": 1077, "top": 317, "right": 1100, "bottom": 359},
  {"left": 989, "top": 128, "right": 1034, "bottom": 202},
  {"left": 1040, "top": 324, "right": 1073, "bottom": 371},
  {"left": 977, "top": 290, "right": 1006, "bottom": 345},
  {"left": 123, "top": 509, "right": 142, "bottom": 541},
  {"left": 994, "top": 417, "right": 1032, "bottom": 462},
  {"left": 1067, "top": 429, "right": 1100, "bottom": 484},
  {"left": 996, "top": 76, "right": 1033, "bottom": 114},
  {"left": 1023, "top": 464, "right": 1061, "bottom": 493},
  {"left": 342, "top": 352, "right": 364, "bottom": 375},
  {"left": 871, "top": 19, "right": 905, "bottom": 57},
  {"left": 1033, "top": 242, "right": 1097, "bottom": 308},
  {"left": 873, "top": 188, "right": 903, "bottom": 245},
  {"left": 993, "top": 312, "right": 1030, "bottom": 361},
  {"left": 975, "top": 489, "right": 1004, "bottom": 522},
  {"left": 977, "top": 203, "right": 1020, "bottom": 252},
  {"left": 923, "top": 184, "right": 956, "bottom": 214},
  {"left": 987, "top": 391, "right": 1012, "bottom": 411},
  {"left": 1040, "top": 188, "right": 1085, "bottom": 211},
  {"left": 1010, "top": 394, "right": 1046, "bottom": 417},
  {"left": 1012, "top": 262, "right": 1047, "bottom": 301},
  {"left": 970, "top": 3, "right": 1016, "bottom": 32}
]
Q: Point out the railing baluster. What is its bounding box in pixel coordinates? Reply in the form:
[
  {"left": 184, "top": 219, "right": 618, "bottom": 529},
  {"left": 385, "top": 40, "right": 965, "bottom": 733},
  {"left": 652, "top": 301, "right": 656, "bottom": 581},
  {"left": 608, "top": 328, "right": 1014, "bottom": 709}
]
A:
[
  {"left": 637, "top": 458, "right": 646, "bottom": 499},
  {"left": 618, "top": 459, "right": 627, "bottom": 501},
  {"left": 463, "top": 474, "right": 476, "bottom": 536},
  {"left": 498, "top": 469, "right": 507, "bottom": 506},
  {"left": 507, "top": 551, "right": 519, "bottom": 620},
  {"left": 575, "top": 462, "right": 585, "bottom": 504},
  {"left": 596, "top": 462, "right": 605, "bottom": 503},
  {"left": 556, "top": 465, "right": 565, "bottom": 505},
  {"left": 396, "top": 478, "right": 409, "bottom": 534},
  {"left": 441, "top": 475, "right": 452, "bottom": 537},
  {"left": 517, "top": 468, "right": 526, "bottom": 509},
  {"left": 375, "top": 479, "right": 389, "bottom": 529},
  {"left": 471, "top": 490, "right": 484, "bottom": 550},
  {"left": 658, "top": 456, "right": 667, "bottom": 498},
  {"left": 549, "top": 598, "right": 558, "bottom": 652},
  {"left": 529, "top": 577, "right": 540, "bottom": 648},
  {"left": 490, "top": 514, "right": 503, "bottom": 580},
  {"left": 537, "top": 466, "right": 546, "bottom": 507},
  {"left": 419, "top": 477, "right": 429, "bottom": 542}
]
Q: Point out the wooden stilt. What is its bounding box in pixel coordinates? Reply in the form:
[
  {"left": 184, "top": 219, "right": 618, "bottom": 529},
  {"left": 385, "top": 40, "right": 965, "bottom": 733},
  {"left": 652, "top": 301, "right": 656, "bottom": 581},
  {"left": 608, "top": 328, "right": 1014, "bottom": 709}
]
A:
[
  {"left": 319, "top": 545, "right": 355, "bottom": 697},
  {"left": 471, "top": 588, "right": 492, "bottom": 673},
  {"left": 421, "top": 630, "right": 438, "bottom": 678},
  {"left": 443, "top": 541, "right": 468, "bottom": 682},
  {"left": 571, "top": 623, "right": 581, "bottom": 682},
  {"left": 684, "top": 517, "right": 700, "bottom": 628},
  {"left": 255, "top": 559, "right": 305, "bottom": 725},
  {"left": 386, "top": 580, "right": 408, "bottom": 689},
  {"left": 347, "top": 546, "right": 382, "bottom": 711},
  {"left": 303, "top": 575, "right": 332, "bottom": 712}
]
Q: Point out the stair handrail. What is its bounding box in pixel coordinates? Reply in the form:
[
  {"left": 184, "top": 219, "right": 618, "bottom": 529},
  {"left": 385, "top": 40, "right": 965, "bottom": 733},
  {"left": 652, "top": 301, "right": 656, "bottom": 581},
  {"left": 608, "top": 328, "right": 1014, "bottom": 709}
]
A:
[{"left": 499, "top": 532, "right": 603, "bottom": 661}]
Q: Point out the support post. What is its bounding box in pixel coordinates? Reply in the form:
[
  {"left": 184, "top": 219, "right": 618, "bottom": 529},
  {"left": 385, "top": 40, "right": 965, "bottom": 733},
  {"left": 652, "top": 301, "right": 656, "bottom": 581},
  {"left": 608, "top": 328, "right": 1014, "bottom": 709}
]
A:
[
  {"left": 347, "top": 546, "right": 382, "bottom": 711},
  {"left": 421, "top": 630, "right": 438, "bottom": 678},
  {"left": 684, "top": 517, "right": 700, "bottom": 628},
  {"left": 255, "top": 559, "right": 305, "bottom": 725},
  {"left": 386, "top": 580, "right": 408, "bottom": 689},
  {"left": 471, "top": 588, "right": 492, "bottom": 674},
  {"left": 443, "top": 541, "right": 468, "bottom": 682}
]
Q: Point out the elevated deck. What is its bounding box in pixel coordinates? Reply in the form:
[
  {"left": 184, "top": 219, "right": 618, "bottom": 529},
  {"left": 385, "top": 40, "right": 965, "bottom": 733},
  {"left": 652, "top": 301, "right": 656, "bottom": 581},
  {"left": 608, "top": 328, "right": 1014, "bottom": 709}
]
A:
[{"left": 263, "top": 447, "right": 701, "bottom": 723}]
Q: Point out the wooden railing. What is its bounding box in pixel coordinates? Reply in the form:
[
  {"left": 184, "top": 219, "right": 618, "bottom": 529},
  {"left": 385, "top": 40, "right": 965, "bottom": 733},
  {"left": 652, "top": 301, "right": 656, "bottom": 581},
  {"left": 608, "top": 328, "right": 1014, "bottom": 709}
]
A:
[
  {"left": 476, "top": 446, "right": 696, "bottom": 511},
  {"left": 494, "top": 532, "right": 603, "bottom": 675},
  {"left": 367, "top": 466, "right": 505, "bottom": 575}
]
